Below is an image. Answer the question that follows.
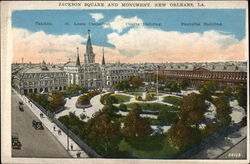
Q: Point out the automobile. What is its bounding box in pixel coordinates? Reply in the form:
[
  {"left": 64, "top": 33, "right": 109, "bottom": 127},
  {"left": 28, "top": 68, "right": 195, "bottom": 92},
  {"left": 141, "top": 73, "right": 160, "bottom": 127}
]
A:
[
  {"left": 19, "top": 101, "right": 24, "bottom": 105},
  {"left": 32, "top": 120, "right": 44, "bottom": 130},
  {"left": 12, "top": 133, "right": 22, "bottom": 149},
  {"left": 19, "top": 105, "right": 24, "bottom": 111}
]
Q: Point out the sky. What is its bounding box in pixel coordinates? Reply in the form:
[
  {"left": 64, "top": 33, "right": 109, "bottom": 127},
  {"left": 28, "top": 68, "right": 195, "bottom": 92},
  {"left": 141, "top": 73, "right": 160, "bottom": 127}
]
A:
[{"left": 12, "top": 9, "right": 246, "bottom": 63}]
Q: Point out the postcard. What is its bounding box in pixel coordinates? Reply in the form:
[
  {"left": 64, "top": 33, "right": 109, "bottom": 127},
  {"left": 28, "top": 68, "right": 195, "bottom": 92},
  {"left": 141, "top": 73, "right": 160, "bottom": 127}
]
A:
[{"left": 1, "top": 1, "right": 249, "bottom": 164}]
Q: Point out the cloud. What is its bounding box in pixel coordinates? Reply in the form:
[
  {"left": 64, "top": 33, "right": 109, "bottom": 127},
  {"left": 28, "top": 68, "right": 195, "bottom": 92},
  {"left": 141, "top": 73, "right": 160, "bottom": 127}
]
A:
[
  {"left": 106, "top": 27, "right": 246, "bottom": 63},
  {"left": 89, "top": 13, "right": 104, "bottom": 22},
  {"left": 12, "top": 27, "right": 246, "bottom": 64},
  {"left": 12, "top": 28, "right": 86, "bottom": 63},
  {"left": 103, "top": 15, "right": 143, "bottom": 33}
]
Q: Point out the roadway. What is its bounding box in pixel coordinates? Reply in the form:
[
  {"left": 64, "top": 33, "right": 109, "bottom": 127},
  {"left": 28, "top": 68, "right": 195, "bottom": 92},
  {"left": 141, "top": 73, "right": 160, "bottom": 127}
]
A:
[{"left": 11, "top": 90, "right": 71, "bottom": 158}]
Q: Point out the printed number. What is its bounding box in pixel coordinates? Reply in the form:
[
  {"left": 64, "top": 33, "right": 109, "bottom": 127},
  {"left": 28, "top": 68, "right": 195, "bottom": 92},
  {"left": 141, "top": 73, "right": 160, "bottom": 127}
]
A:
[{"left": 228, "top": 153, "right": 242, "bottom": 158}]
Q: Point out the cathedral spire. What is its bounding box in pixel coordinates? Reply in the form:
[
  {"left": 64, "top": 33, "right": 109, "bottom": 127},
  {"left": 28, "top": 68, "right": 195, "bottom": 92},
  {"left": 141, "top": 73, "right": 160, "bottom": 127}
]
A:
[
  {"left": 86, "top": 29, "right": 93, "bottom": 54},
  {"left": 84, "top": 30, "right": 95, "bottom": 64},
  {"left": 102, "top": 47, "right": 105, "bottom": 65},
  {"left": 76, "top": 47, "right": 80, "bottom": 66}
]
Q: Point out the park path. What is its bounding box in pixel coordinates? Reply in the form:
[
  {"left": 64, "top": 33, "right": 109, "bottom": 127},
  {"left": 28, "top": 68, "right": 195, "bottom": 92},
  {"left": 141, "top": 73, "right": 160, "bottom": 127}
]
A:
[{"left": 55, "top": 92, "right": 110, "bottom": 121}]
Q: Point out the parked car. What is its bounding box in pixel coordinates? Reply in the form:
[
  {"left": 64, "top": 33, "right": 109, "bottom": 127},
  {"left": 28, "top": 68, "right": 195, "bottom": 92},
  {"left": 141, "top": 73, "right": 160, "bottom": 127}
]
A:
[
  {"left": 12, "top": 133, "right": 22, "bottom": 149},
  {"left": 32, "top": 120, "right": 44, "bottom": 130},
  {"left": 19, "top": 105, "right": 24, "bottom": 111}
]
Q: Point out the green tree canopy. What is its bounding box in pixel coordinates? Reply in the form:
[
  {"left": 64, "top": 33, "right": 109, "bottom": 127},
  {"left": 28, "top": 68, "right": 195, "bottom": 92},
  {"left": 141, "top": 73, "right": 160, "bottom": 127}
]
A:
[
  {"left": 86, "top": 110, "right": 122, "bottom": 156},
  {"left": 50, "top": 91, "right": 66, "bottom": 110},
  {"left": 129, "top": 76, "right": 144, "bottom": 88},
  {"left": 113, "top": 80, "right": 130, "bottom": 91},
  {"left": 180, "top": 93, "right": 206, "bottom": 128},
  {"left": 122, "top": 108, "right": 153, "bottom": 143},
  {"left": 77, "top": 95, "right": 90, "bottom": 105},
  {"left": 158, "top": 111, "right": 178, "bottom": 124},
  {"left": 178, "top": 80, "right": 189, "bottom": 90},
  {"left": 234, "top": 84, "right": 247, "bottom": 107},
  {"left": 214, "top": 96, "right": 232, "bottom": 127},
  {"left": 199, "top": 81, "right": 217, "bottom": 100},
  {"left": 168, "top": 121, "right": 201, "bottom": 151},
  {"left": 119, "top": 104, "right": 127, "bottom": 111}
]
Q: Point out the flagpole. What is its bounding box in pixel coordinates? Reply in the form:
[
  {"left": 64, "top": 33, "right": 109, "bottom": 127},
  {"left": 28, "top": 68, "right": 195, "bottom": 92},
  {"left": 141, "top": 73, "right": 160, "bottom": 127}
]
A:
[{"left": 157, "top": 66, "right": 159, "bottom": 102}]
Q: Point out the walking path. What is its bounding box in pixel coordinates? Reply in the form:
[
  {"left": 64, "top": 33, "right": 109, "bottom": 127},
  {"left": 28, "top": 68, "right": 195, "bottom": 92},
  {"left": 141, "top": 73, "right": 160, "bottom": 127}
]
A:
[
  {"left": 55, "top": 92, "right": 109, "bottom": 121},
  {"left": 12, "top": 89, "right": 88, "bottom": 158}
]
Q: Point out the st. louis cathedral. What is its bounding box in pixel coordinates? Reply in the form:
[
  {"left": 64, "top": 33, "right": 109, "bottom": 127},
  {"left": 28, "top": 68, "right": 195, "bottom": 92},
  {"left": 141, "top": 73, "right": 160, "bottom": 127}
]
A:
[{"left": 64, "top": 30, "right": 103, "bottom": 89}]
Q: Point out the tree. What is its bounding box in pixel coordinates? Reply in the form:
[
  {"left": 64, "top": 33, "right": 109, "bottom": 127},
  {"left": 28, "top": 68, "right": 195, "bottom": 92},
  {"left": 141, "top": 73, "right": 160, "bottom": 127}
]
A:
[
  {"left": 129, "top": 76, "right": 143, "bottom": 88},
  {"left": 168, "top": 120, "right": 201, "bottom": 151},
  {"left": 199, "top": 81, "right": 217, "bottom": 100},
  {"left": 86, "top": 110, "right": 122, "bottom": 156},
  {"left": 122, "top": 108, "right": 153, "bottom": 143},
  {"left": 67, "top": 84, "right": 85, "bottom": 94},
  {"left": 223, "top": 84, "right": 233, "bottom": 98},
  {"left": 77, "top": 95, "right": 90, "bottom": 105},
  {"left": 119, "top": 104, "right": 127, "bottom": 111},
  {"left": 50, "top": 91, "right": 66, "bottom": 110},
  {"left": 113, "top": 80, "right": 130, "bottom": 91},
  {"left": 58, "top": 113, "right": 86, "bottom": 140},
  {"left": 178, "top": 80, "right": 189, "bottom": 90},
  {"left": 165, "top": 81, "right": 180, "bottom": 92},
  {"left": 158, "top": 111, "right": 178, "bottom": 124},
  {"left": 234, "top": 84, "right": 247, "bottom": 107},
  {"left": 203, "top": 122, "right": 219, "bottom": 137},
  {"left": 180, "top": 93, "right": 206, "bottom": 128},
  {"left": 214, "top": 96, "right": 232, "bottom": 127},
  {"left": 105, "top": 95, "right": 118, "bottom": 105}
]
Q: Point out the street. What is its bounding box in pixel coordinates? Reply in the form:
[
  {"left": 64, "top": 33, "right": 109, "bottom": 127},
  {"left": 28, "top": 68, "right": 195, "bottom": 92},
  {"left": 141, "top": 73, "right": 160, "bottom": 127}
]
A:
[{"left": 11, "top": 90, "right": 71, "bottom": 158}]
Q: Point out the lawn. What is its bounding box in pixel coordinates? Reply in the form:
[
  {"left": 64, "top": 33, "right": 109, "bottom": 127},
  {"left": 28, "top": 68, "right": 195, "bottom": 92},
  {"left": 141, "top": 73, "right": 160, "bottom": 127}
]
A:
[
  {"left": 126, "top": 102, "right": 179, "bottom": 111},
  {"left": 112, "top": 94, "right": 131, "bottom": 103},
  {"left": 163, "top": 96, "right": 182, "bottom": 106},
  {"left": 119, "top": 134, "right": 179, "bottom": 158},
  {"left": 123, "top": 92, "right": 143, "bottom": 96}
]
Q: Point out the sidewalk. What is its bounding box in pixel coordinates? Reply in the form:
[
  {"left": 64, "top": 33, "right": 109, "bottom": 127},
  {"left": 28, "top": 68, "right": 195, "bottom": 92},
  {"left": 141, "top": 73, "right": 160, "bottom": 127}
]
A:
[{"left": 12, "top": 89, "right": 89, "bottom": 158}]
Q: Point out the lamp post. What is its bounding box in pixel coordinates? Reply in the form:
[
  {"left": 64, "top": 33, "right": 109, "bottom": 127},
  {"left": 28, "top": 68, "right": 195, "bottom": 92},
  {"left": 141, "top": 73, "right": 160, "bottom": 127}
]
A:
[{"left": 67, "top": 128, "right": 69, "bottom": 151}]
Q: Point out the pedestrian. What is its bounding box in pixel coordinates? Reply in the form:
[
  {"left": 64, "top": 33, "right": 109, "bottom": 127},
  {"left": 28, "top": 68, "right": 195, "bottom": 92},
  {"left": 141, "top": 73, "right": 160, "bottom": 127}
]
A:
[
  {"left": 58, "top": 130, "right": 61, "bottom": 135},
  {"left": 53, "top": 126, "right": 56, "bottom": 131},
  {"left": 70, "top": 144, "right": 73, "bottom": 150}
]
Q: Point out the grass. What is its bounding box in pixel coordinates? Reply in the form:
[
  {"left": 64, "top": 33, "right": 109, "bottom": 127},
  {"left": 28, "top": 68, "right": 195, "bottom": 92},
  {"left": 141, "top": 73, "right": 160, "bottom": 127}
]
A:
[
  {"left": 111, "top": 94, "right": 131, "bottom": 103},
  {"left": 123, "top": 92, "right": 143, "bottom": 96},
  {"left": 126, "top": 102, "right": 179, "bottom": 112},
  {"left": 163, "top": 96, "right": 182, "bottom": 106},
  {"left": 118, "top": 134, "right": 179, "bottom": 158}
]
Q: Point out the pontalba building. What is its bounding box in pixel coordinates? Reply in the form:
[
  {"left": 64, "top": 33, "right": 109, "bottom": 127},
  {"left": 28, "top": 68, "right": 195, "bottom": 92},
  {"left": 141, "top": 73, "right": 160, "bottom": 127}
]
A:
[{"left": 12, "top": 30, "right": 247, "bottom": 94}]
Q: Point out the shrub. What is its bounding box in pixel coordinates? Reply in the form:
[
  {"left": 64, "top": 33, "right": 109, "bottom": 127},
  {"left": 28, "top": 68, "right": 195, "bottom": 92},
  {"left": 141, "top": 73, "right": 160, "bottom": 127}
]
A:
[{"left": 119, "top": 104, "right": 128, "bottom": 111}]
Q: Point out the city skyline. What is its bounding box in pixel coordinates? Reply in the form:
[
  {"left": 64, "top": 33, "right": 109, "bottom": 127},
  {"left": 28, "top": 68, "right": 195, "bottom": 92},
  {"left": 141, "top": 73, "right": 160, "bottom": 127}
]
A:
[{"left": 12, "top": 9, "right": 246, "bottom": 64}]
